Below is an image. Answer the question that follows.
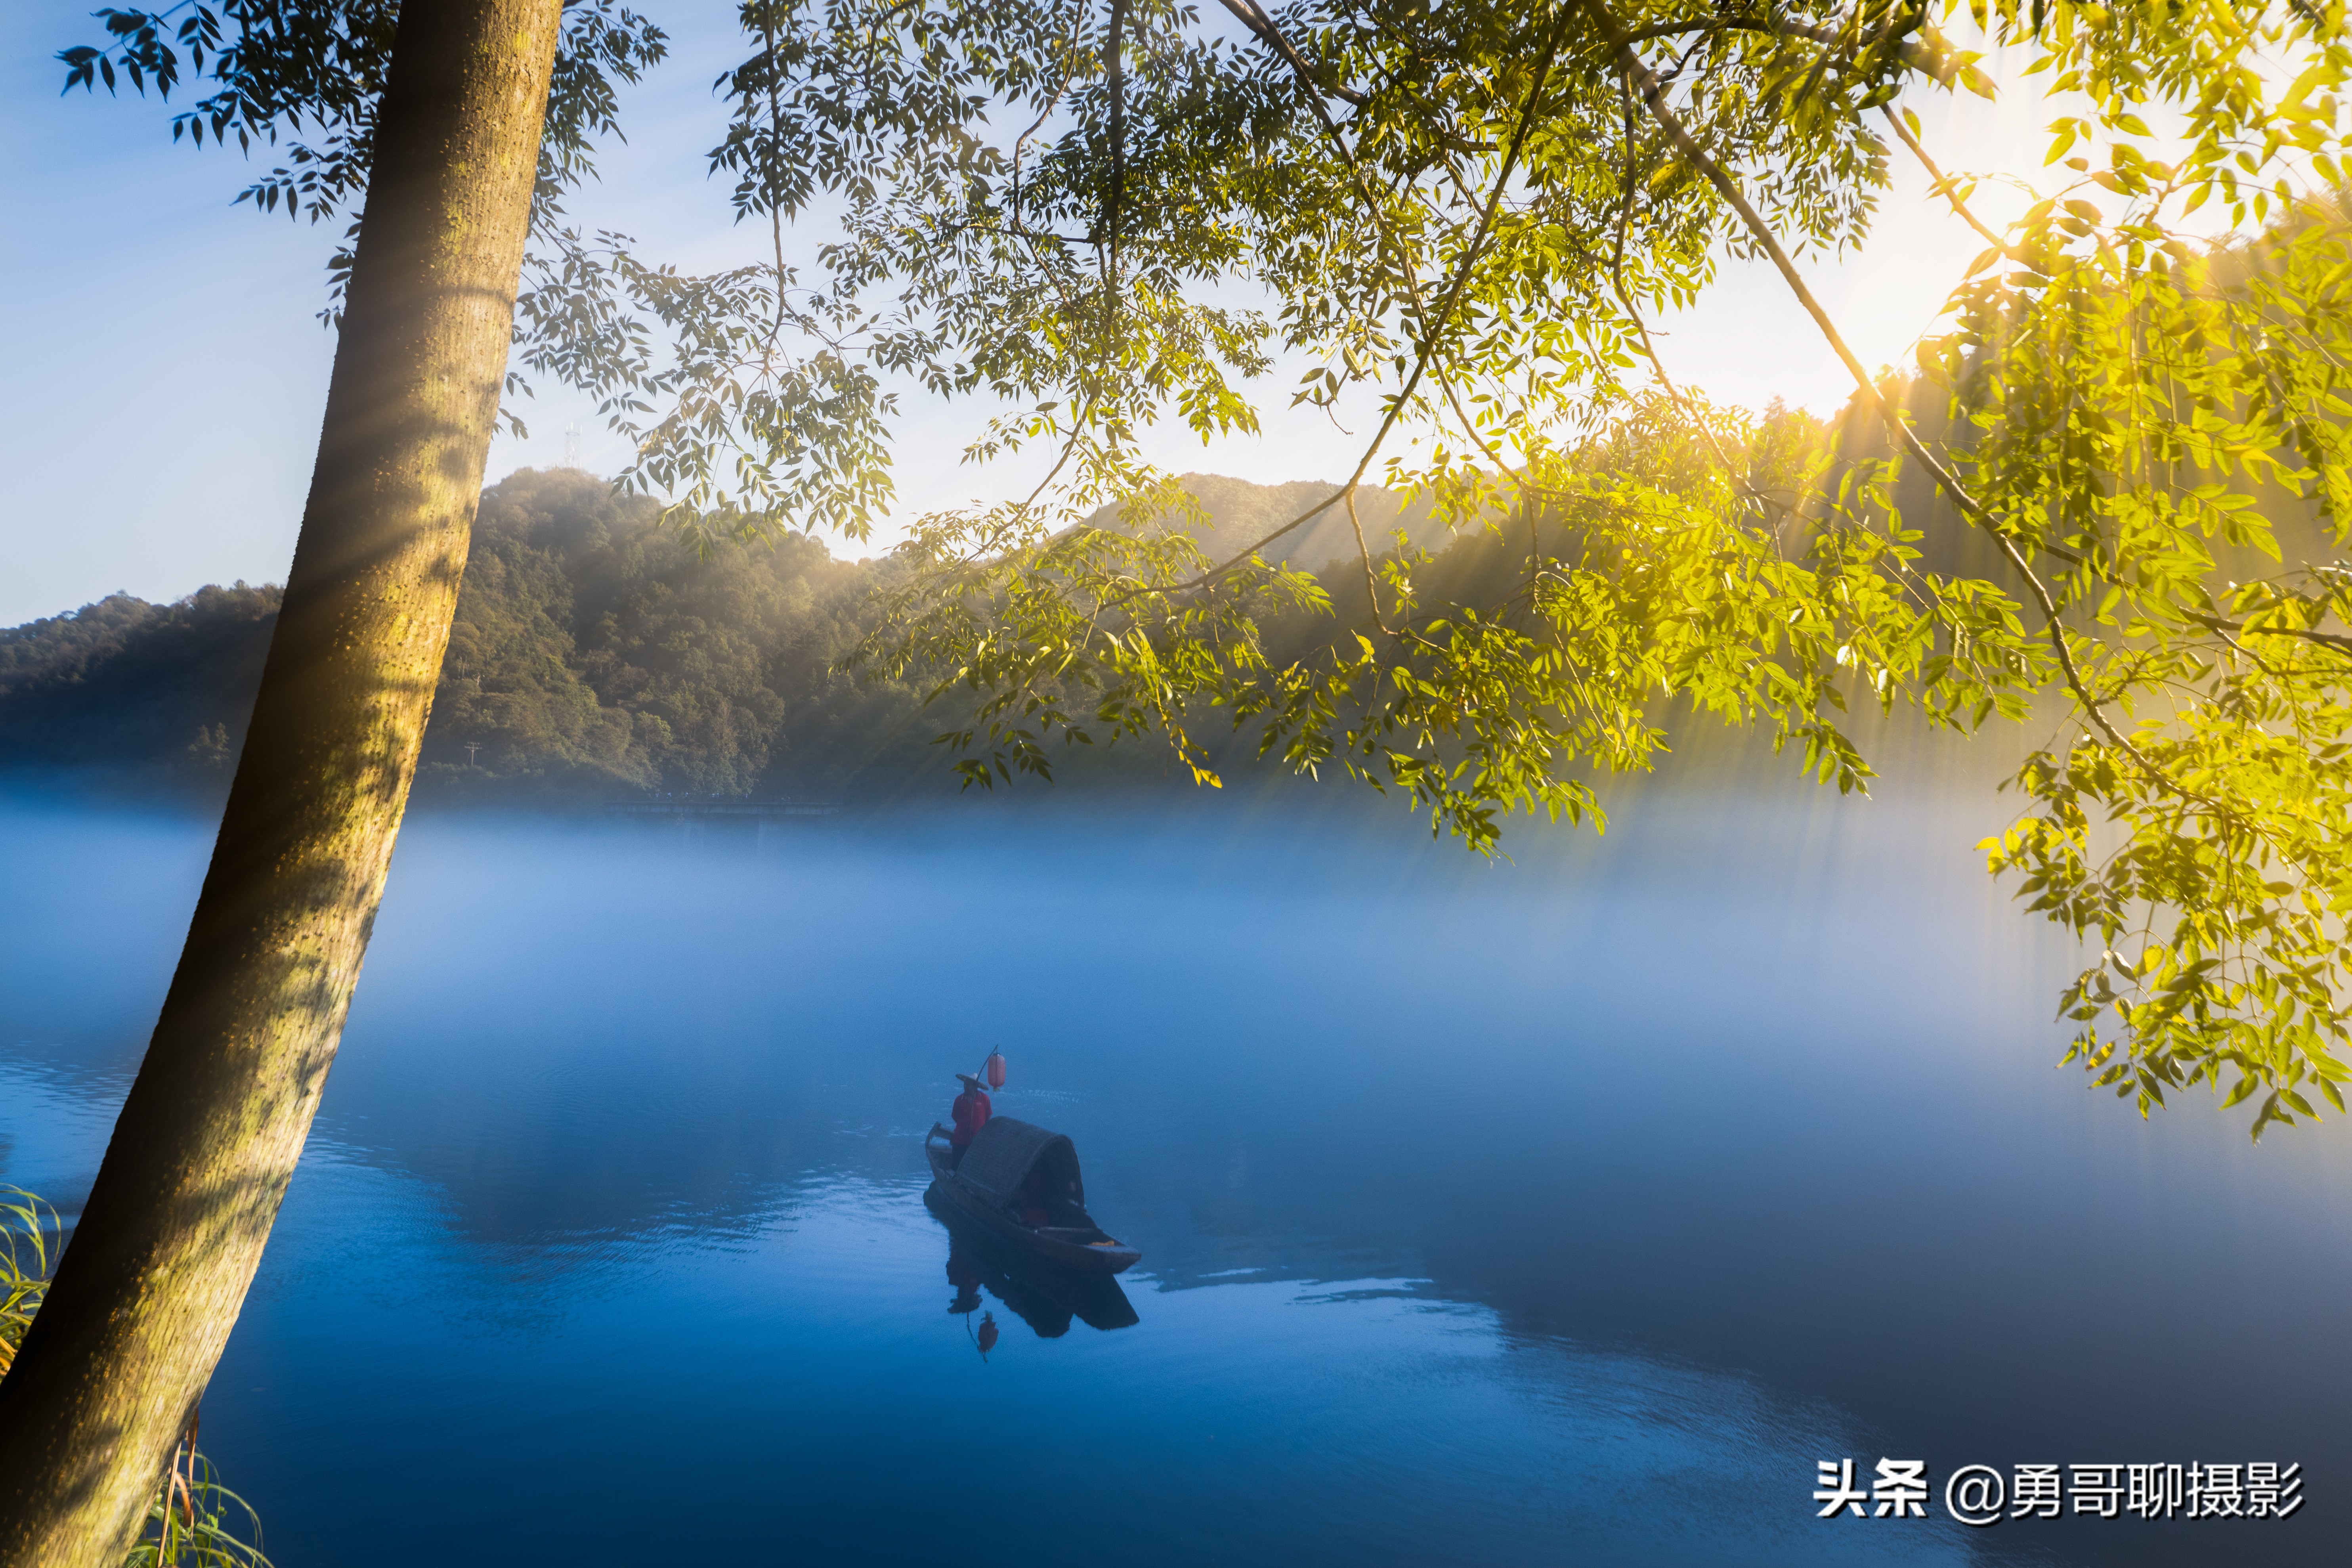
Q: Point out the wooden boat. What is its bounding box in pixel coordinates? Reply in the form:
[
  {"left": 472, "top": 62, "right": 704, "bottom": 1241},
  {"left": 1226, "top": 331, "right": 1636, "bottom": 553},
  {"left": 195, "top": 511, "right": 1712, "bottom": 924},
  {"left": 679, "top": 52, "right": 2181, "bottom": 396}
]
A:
[{"left": 924, "top": 1116, "right": 1141, "bottom": 1275}]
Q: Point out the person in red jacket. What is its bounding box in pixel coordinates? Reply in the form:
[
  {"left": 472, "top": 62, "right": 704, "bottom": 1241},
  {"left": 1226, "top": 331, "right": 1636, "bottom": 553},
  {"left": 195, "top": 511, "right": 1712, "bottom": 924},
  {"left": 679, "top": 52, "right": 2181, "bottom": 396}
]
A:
[{"left": 931, "top": 1072, "right": 991, "bottom": 1166}]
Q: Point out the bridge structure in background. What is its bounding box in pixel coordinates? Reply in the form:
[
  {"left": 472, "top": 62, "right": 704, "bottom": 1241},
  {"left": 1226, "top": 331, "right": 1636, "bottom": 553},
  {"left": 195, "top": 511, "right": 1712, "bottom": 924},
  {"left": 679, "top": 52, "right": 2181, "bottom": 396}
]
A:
[{"left": 604, "top": 797, "right": 843, "bottom": 820}]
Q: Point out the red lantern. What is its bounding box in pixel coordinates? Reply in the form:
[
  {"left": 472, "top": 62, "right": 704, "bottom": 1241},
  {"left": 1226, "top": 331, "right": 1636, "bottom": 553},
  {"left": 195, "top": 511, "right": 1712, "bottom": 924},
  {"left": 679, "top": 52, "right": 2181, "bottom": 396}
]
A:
[
  {"left": 976, "top": 1314, "right": 999, "bottom": 1356},
  {"left": 984, "top": 1050, "right": 1007, "bottom": 1091}
]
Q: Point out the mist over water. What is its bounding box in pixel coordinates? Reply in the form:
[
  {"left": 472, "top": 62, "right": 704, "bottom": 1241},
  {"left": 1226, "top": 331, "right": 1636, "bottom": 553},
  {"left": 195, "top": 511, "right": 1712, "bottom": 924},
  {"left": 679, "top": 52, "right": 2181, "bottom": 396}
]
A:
[{"left": 3, "top": 779, "right": 2346, "bottom": 1566}]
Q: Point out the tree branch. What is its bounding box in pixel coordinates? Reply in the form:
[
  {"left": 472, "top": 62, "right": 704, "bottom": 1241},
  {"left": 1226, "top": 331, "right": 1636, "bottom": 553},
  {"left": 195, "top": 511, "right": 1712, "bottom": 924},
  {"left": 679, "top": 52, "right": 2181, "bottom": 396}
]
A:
[
  {"left": 1107, "top": 0, "right": 1127, "bottom": 299},
  {"left": 2187, "top": 610, "right": 2352, "bottom": 657},
  {"left": 1107, "top": 12, "right": 1571, "bottom": 608},
  {"left": 1613, "top": 23, "right": 2164, "bottom": 778},
  {"left": 1879, "top": 103, "right": 2020, "bottom": 260},
  {"left": 1211, "top": 0, "right": 1370, "bottom": 107}
]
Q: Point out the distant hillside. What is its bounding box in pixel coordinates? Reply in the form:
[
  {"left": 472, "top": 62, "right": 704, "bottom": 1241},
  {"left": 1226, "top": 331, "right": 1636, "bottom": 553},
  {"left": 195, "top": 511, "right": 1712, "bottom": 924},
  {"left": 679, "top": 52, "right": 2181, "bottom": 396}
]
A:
[
  {"left": 0, "top": 471, "right": 944, "bottom": 804},
  {"left": 409, "top": 468, "right": 934, "bottom": 802},
  {"left": 0, "top": 581, "right": 282, "bottom": 787},
  {"left": 1086, "top": 472, "right": 1452, "bottom": 571},
  {"left": 0, "top": 469, "right": 1451, "bottom": 806},
  {"left": 5, "top": 459, "right": 2029, "bottom": 811}
]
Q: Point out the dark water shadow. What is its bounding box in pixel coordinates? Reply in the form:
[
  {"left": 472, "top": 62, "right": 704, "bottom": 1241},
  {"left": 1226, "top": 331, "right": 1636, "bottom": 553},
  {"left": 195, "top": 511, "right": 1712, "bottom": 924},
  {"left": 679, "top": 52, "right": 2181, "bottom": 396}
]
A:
[{"left": 925, "top": 1184, "right": 1138, "bottom": 1338}]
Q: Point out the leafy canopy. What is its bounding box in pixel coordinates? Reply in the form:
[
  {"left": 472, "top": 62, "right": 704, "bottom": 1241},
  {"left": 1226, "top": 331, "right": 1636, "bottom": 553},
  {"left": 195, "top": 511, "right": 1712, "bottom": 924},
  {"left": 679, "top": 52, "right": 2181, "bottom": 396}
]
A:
[{"left": 61, "top": 0, "right": 2352, "bottom": 1137}]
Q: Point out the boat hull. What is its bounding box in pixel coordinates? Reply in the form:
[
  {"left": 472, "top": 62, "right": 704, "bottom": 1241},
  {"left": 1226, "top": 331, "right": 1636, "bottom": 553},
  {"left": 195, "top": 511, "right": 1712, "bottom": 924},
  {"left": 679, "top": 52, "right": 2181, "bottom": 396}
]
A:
[
  {"left": 926, "top": 1142, "right": 1141, "bottom": 1274},
  {"left": 924, "top": 1186, "right": 1141, "bottom": 1332}
]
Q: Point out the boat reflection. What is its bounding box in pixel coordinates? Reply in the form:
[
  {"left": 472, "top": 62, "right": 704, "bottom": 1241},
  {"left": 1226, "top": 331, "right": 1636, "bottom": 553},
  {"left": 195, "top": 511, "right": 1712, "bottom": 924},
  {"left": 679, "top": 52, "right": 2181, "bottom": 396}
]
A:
[{"left": 926, "top": 1184, "right": 1139, "bottom": 1340}]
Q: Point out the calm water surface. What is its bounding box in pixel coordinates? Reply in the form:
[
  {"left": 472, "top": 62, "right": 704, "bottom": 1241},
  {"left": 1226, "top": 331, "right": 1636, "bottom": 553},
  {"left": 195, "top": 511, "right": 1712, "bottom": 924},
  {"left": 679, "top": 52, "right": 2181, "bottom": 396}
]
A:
[{"left": 2, "top": 785, "right": 2346, "bottom": 1566}]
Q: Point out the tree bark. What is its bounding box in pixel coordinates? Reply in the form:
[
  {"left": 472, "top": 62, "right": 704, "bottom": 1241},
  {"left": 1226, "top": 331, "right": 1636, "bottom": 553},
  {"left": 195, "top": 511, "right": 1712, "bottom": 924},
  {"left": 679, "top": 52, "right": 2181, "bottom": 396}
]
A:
[{"left": 0, "top": 2, "right": 564, "bottom": 1560}]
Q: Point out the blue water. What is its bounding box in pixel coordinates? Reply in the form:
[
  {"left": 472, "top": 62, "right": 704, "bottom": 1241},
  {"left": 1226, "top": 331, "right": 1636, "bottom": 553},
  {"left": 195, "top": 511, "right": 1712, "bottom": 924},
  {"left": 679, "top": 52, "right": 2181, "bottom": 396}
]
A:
[{"left": 2, "top": 783, "right": 2346, "bottom": 1566}]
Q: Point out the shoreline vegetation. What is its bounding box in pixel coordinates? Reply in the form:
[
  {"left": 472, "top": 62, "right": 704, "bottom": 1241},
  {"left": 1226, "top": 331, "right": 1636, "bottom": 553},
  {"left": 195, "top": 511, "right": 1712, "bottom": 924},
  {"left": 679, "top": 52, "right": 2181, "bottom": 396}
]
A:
[
  {"left": 0, "top": 467, "right": 1469, "bottom": 810},
  {"left": 3, "top": 445, "right": 2035, "bottom": 817}
]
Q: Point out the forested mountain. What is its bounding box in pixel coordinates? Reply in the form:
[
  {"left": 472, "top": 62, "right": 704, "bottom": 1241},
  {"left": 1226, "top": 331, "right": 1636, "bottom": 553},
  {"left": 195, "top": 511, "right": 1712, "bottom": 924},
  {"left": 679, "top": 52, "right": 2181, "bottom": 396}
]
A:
[
  {"left": 0, "top": 582, "right": 282, "bottom": 787},
  {"left": 4, "top": 438, "right": 2105, "bottom": 809},
  {"left": 0, "top": 468, "right": 1430, "bottom": 805},
  {"left": 411, "top": 468, "right": 931, "bottom": 801},
  {"left": 0, "top": 470, "right": 929, "bottom": 803}
]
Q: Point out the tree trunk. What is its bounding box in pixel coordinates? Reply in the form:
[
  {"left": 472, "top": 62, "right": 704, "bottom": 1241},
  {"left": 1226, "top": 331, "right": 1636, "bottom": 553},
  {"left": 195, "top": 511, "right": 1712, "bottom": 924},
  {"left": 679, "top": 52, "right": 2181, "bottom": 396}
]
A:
[{"left": 0, "top": 2, "right": 563, "bottom": 1560}]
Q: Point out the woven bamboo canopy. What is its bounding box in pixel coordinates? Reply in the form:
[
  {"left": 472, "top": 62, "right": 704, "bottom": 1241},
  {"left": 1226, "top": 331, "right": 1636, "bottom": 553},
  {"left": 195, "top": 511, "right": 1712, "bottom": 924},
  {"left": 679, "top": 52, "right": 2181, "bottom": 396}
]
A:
[{"left": 956, "top": 1117, "right": 1084, "bottom": 1207}]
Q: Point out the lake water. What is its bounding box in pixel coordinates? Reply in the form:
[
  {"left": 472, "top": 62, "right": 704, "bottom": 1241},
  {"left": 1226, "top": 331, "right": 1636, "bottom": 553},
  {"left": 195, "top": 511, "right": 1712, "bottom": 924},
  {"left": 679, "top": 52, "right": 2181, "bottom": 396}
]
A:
[{"left": 2, "top": 781, "right": 2346, "bottom": 1566}]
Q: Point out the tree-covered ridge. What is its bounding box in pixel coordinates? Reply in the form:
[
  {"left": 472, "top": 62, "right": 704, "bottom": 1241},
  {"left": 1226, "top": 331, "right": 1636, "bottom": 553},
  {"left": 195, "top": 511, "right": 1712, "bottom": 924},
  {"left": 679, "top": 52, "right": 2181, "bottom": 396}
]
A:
[
  {"left": 0, "top": 582, "right": 281, "bottom": 783},
  {"left": 0, "top": 469, "right": 913, "bottom": 801},
  {"left": 2, "top": 466, "right": 1464, "bottom": 802},
  {"left": 417, "top": 466, "right": 926, "bottom": 799}
]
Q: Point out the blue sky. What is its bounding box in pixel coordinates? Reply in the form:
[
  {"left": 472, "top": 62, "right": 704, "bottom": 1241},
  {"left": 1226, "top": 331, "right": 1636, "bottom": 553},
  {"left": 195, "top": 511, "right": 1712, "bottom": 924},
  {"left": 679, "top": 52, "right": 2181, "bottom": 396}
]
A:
[{"left": 0, "top": 6, "right": 2053, "bottom": 627}]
